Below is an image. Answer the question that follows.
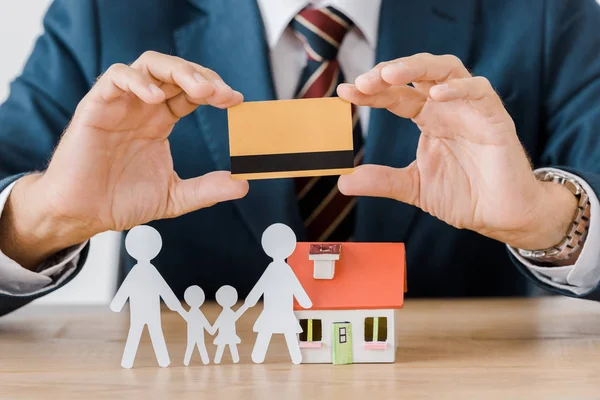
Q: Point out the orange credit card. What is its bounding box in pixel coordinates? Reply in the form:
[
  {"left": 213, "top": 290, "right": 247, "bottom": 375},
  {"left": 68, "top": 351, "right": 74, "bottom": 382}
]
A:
[{"left": 227, "top": 97, "right": 355, "bottom": 180}]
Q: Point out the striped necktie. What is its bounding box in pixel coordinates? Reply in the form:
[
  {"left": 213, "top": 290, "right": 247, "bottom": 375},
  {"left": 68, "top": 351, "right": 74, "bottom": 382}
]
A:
[{"left": 291, "top": 6, "right": 364, "bottom": 242}]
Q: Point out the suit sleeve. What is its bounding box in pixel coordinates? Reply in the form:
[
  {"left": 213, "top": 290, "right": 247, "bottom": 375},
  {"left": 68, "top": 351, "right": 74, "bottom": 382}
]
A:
[
  {"left": 0, "top": 0, "right": 100, "bottom": 315},
  {"left": 510, "top": 0, "right": 600, "bottom": 301}
]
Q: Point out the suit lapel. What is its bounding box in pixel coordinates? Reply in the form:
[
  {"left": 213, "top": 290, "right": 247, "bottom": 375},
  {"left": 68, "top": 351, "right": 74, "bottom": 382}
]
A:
[
  {"left": 174, "top": 0, "right": 305, "bottom": 244},
  {"left": 359, "top": 0, "right": 477, "bottom": 241}
]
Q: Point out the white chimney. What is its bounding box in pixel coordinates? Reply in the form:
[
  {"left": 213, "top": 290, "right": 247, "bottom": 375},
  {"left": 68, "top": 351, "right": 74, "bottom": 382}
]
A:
[{"left": 309, "top": 244, "right": 341, "bottom": 280}]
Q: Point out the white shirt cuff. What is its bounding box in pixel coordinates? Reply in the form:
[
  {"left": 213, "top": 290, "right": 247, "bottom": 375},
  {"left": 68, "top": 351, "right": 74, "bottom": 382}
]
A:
[
  {"left": 508, "top": 168, "right": 600, "bottom": 295},
  {"left": 0, "top": 180, "right": 87, "bottom": 296}
]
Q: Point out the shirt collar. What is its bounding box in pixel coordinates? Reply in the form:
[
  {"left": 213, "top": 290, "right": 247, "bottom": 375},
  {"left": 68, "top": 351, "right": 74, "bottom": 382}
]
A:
[{"left": 256, "top": 0, "right": 381, "bottom": 50}]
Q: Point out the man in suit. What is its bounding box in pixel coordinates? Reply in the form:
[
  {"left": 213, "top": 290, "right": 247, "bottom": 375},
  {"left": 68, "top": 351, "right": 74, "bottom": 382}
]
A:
[{"left": 1, "top": 0, "right": 600, "bottom": 316}]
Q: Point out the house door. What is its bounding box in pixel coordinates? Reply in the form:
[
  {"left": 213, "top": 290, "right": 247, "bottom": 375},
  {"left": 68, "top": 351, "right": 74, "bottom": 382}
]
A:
[{"left": 332, "top": 322, "right": 353, "bottom": 365}]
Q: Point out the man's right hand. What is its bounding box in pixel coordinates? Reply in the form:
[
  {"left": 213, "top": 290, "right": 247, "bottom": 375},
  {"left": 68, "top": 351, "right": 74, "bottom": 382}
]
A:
[{"left": 0, "top": 51, "right": 249, "bottom": 269}]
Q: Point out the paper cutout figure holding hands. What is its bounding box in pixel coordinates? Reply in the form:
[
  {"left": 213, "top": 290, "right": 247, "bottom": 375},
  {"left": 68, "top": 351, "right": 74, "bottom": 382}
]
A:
[
  {"left": 180, "top": 285, "right": 214, "bottom": 366},
  {"left": 212, "top": 285, "right": 245, "bottom": 364},
  {"left": 110, "top": 225, "right": 183, "bottom": 369},
  {"left": 243, "top": 223, "right": 313, "bottom": 365}
]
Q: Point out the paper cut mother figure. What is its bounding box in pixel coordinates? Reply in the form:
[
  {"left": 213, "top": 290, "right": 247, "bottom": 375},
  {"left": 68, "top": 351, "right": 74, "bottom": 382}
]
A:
[
  {"left": 242, "top": 223, "right": 313, "bottom": 364},
  {"left": 110, "top": 225, "right": 183, "bottom": 369}
]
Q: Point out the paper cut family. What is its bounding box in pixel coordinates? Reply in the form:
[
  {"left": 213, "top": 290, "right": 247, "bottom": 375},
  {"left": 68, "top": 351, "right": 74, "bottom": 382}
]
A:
[{"left": 111, "top": 223, "right": 406, "bottom": 368}]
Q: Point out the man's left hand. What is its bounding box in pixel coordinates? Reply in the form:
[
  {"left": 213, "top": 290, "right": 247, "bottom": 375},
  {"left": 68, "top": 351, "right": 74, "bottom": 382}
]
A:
[{"left": 337, "top": 53, "right": 577, "bottom": 250}]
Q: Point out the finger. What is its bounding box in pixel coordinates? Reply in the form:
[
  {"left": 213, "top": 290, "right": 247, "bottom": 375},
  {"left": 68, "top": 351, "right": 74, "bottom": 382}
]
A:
[
  {"left": 94, "top": 63, "right": 166, "bottom": 104},
  {"left": 191, "top": 66, "right": 244, "bottom": 107},
  {"left": 354, "top": 71, "right": 433, "bottom": 98},
  {"left": 429, "top": 76, "right": 493, "bottom": 101},
  {"left": 157, "top": 82, "right": 184, "bottom": 99},
  {"left": 380, "top": 53, "right": 471, "bottom": 86},
  {"left": 204, "top": 80, "right": 244, "bottom": 108},
  {"left": 354, "top": 63, "right": 393, "bottom": 95},
  {"left": 132, "top": 51, "right": 243, "bottom": 116},
  {"left": 166, "top": 78, "right": 243, "bottom": 116},
  {"left": 166, "top": 86, "right": 243, "bottom": 118},
  {"left": 337, "top": 83, "right": 426, "bottom": 119},
  {"left": 167, "top": 171, "right": 249, "bottom": 217},
  {"left": 411, "top": 81, "right": 436, "bottom": 93},
  {"left": 338, "top": 164, "right": 420, "bottom": 206},
  {"left": 132, "top": 51, "right": 214, "bottom": 98},
  {"left": 429, "top": 77, "right": 505, "bottom": 118}
]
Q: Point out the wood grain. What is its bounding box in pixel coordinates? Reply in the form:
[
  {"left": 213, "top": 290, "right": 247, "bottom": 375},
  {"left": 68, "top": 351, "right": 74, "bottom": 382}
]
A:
[{"left": 1, "top": 297, "right": 599, "bottom": 399}]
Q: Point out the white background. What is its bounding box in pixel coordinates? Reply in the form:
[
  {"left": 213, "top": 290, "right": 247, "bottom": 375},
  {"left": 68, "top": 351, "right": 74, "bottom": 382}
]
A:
[{"left": 0, "top": 0, "right": 121, "bottom": 304}]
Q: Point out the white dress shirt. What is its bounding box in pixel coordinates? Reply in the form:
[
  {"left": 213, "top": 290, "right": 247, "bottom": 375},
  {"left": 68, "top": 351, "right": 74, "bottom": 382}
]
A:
[
  {"left": 1, "top": 0, "right": 599, "bottom": 296},
  {"left": 0, "top": 181, "right": 87, "bottom": 296}
]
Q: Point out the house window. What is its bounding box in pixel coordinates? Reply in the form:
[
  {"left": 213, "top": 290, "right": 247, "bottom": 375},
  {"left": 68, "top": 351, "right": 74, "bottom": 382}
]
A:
[
  {"left": 364, "top": 317, "right": 388, "bottom": 342},
  {"left": 339, "top": 327, "right": 347, "bottom": 343},
  {"left": 299, "top": 319, "right": 323, "bottom": 342}
]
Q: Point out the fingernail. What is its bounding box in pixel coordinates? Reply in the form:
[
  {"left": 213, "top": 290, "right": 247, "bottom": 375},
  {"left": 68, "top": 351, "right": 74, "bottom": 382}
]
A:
[
  {"left": 434, "top": 83, "right": 449, "bottom": 92},
  {"left": 212, "top": 80, "right": 231, "bottom": 90},
  {"left": 359, "top": 70, "right": 380, "bottom": 81},
  {"left": 383, "top": 62, "right": 406, "bottom": 74},
  {"left": 194, "top": 73, "right": 205, "bottom": 82},
  {"left": 149, "top": 83, "right": 162, "bottom": 94}
]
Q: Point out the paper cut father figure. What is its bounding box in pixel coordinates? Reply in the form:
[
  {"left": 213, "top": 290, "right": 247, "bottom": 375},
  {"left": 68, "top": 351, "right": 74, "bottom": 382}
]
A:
[
  {"left": 242, "top": 223, "right": 313, "bottom": 364},
  {"left": 110, "top": 225, "right": 183, "bottom": 369},
  {"left": 180, "top": 285, "right": 214, "bottom": 366}
]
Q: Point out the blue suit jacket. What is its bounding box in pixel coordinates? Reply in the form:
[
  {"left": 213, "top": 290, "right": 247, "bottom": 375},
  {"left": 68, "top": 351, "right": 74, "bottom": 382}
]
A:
[{"left": 1, "top": 0, "right": 600, "bottom": 315}]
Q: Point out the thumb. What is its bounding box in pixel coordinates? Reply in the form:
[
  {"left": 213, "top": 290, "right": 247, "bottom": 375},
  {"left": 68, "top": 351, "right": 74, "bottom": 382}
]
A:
[
  {"left": 168, "top": 171, "right": 249, "bottom": 217},
  {"left": 337, "top": 164, "right": 420, "bottom": 205}
]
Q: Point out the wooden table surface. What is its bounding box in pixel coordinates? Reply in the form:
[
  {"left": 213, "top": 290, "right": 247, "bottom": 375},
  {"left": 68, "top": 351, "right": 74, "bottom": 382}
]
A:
[{"left": 1, "top": 297, "right": 599, "bottom": 399}]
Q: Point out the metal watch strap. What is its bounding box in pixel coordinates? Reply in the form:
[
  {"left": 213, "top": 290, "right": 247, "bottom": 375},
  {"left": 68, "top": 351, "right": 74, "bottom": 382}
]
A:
[{"left": 517, "top": 171, "right": 591, "bottom": 263}]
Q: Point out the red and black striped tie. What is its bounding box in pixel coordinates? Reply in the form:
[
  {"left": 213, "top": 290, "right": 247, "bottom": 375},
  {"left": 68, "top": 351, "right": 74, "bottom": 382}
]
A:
[{"left": 291, "top": 6, "right": 364, "bottom": 242}]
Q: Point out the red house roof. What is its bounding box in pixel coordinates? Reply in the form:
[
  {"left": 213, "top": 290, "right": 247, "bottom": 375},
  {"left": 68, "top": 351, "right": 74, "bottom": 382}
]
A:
[{"left": 289, "top": 242, "right": 405, "bottom": 311}]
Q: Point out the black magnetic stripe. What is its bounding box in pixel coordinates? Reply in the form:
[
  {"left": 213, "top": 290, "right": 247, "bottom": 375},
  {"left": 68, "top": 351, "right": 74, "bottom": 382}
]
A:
[{"left": 231, "top": 150, "right": 354, "bottom": 174}]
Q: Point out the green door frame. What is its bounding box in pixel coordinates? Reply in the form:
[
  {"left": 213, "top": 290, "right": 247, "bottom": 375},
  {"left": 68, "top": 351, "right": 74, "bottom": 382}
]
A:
[{"left": 332, "top": 322, "right": 353, "bottom": 365}]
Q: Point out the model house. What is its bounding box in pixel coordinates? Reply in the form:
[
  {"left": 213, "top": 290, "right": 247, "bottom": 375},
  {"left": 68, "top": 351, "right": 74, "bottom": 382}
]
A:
[{"left": 288, "top": 242, "right": 406, "bottom": 365}]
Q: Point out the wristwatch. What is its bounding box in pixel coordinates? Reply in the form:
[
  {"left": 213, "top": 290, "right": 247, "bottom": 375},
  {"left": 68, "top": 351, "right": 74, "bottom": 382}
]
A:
[{"left": 517, "top": 170, "right": 591, "bottom": 264}]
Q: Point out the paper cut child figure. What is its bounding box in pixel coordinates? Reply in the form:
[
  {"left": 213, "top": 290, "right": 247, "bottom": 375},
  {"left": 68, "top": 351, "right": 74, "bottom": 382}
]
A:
[
  {"left": 212, "top": 285, "right": 245, "bottom": 364},
  {"left": 110, "top": 225, "right": 183, "bottom": 369},
  {"left": 180, "top": 285, "right": 214, "bottom": 366},
  {"left": 242, "top": 223, "right": 313, "bottom": 365}
]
